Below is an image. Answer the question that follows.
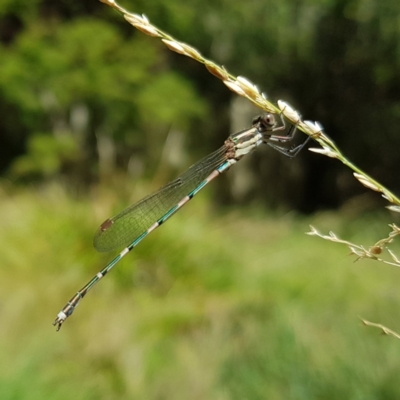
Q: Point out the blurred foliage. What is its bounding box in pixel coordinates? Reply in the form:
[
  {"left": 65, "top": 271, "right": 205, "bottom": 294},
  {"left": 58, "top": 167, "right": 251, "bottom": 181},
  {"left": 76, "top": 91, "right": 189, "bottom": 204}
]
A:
[
  {"left": 0, "top": 6, "right": 207, "bottom": 184},
  {"left": 0, "top": 0, "right": 400, "bottom": 208},
  {"left": 10, "top": 133, "right": 78, "bottom": 180},
  {"left": 2, "top": 2, "right": 400, "bottom": 398},
  {"left": 1, "top": 184, "right": 400, "bottom": 398}
]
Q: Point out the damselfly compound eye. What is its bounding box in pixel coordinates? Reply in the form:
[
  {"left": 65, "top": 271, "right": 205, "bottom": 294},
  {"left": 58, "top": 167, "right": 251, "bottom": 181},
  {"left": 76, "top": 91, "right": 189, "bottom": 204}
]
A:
[
  {"left": 253, "top": 113, "right": 276, "bottom": 132},
  {"left": 261, "top": 113, "right": 276, "bottom": 127}
]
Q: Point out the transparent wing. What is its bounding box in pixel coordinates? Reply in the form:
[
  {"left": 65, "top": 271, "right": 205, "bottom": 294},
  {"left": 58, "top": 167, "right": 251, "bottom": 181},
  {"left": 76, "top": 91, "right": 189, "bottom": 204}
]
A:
[{"left": 93, "top": 146, "right": 226, "bottom": 252}]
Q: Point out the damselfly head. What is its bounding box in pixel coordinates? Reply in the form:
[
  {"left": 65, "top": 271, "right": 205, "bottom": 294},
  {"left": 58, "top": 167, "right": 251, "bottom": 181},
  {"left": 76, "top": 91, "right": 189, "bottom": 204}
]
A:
[{"left": 252, "top": 113, "right": 276, "bottom": 133}]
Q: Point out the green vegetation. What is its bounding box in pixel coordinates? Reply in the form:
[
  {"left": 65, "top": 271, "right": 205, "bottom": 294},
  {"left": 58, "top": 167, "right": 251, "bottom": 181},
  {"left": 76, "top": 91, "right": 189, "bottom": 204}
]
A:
[
  {"left": 1, "top": 183, "right": 399, "bottom": 399},
  {"left": 2, "top": 0, "right": 400, "bottom": 210},
  {"left": 2, "top": 0, "right": 400, "bottom": 398}
]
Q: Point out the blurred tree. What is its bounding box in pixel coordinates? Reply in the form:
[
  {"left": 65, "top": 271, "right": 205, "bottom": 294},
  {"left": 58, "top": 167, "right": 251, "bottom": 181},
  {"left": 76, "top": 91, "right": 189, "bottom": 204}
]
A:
[
  {"left": 0, "top": 2, "right": 207, "bottom": 185},
  {"left": 0, "top": 0, "right": 400, "bottom": 211}
]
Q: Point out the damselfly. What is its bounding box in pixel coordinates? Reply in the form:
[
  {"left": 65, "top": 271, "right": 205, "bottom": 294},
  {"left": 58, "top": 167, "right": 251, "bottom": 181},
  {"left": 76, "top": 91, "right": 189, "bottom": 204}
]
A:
[{"left": 53, "top": 113, "right": 308, "bottom": 330}]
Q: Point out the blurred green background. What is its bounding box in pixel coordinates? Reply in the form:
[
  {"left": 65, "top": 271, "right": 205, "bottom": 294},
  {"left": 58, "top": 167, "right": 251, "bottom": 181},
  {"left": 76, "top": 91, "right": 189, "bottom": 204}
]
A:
[{"left": 1, "top": 0, "right": 400, "bottom": 399}]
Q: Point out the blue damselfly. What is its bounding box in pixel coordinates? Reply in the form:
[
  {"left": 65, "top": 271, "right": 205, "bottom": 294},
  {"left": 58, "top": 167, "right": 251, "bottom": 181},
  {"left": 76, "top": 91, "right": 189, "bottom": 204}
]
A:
[{"left": 53, "top": 113, "right": 308, "bottom": 330}]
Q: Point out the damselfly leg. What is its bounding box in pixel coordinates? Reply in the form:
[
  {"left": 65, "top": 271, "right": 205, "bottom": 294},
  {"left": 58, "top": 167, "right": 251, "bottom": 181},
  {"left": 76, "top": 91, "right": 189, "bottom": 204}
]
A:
[{"left": 253, "top": 113, "right": 310, "bottom": 158}]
